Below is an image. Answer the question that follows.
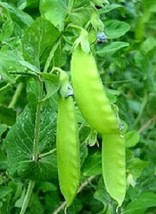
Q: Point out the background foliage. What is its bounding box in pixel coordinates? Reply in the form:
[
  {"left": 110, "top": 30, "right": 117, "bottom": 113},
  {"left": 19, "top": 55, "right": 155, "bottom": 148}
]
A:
[{"left": 0, "top": 0, "right": 156, "bottom": 213}]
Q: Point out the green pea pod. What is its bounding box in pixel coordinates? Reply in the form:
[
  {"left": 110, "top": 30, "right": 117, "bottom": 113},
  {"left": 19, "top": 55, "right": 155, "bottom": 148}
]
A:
[
  {"left": 71, "top": 47, "right": 120, "bottom": 134},
  {"left": 56, "top": 94, "right": 80, "bottom": 207},
  {"left": 102, "top": 134, "right": 126, "bottom": 207}
]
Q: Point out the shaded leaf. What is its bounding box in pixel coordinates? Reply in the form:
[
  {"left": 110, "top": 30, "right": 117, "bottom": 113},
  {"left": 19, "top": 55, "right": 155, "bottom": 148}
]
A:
[
  {"left": 0, "top": 187, "right": 12, "bottom": 200},
  {"left": 146, "top": 93, "right": 156, "bottom": 116},
  {"left": 0, "top": 105, "right": 16, "bottom": 126},
  {"left": 0, "top": 148, "right": 8, "bottom": 170},
  {"left": 82, "top": 152, "right": 101, "bottom": 176},
  {"left": 0, "top": 124, "right": 7, "bottom": 137},
  {"left": 127, "top": 158, "right": 148, "bottom": 179},
  {"left": 125, "top": 192, "right": 156, "bottom": 214},
  {"left": 94, "top": 177, "right": 110, "bottom": 205}
]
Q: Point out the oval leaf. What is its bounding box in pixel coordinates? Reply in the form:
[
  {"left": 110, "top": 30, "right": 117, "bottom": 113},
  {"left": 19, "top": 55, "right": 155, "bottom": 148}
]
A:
[
  {"left": 105, "top": 20, "right": 130, "bottom": 39},
  {"left": 97, "top": 41, "right": 129, "bottom": 56},
  {"left": 125, "top": 130, "right": 140, "bottom": 148}
]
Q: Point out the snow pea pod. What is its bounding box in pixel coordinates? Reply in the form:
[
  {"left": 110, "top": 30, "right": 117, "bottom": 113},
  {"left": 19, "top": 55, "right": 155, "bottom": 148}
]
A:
[
  {"left": 56, "top": 92, "right": 80, "bottom": 207},
  {"left": 71, "top": 47, "right": 120, "bottom": 134},
  {"left": 102, "top": 134, "right": 126, "bottom": 206}
]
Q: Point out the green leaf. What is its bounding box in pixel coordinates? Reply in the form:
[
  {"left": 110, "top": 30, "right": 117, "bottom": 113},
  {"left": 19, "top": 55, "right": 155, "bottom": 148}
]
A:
[
  {"left": 18, "top": 60, "right": 40, "bottom": 73},
  {"left": 22, "top": 17, "right": 60, "bottom": 69},
  {"left": 15, "top": 188, "right": 27, "bottom": 208},
  {"left": 125, "top": 192, "right": 156, "bottom": 214},
  {"left": 26, "top": 80, "right": 40, "bottom": 104},
  {"left": 5, "top": 86, "right": 57, "bottom": 180},
  {"left": 142, "top": 0, "right": 156, "bottom": 12},
  {"left": 97, "top": 41, "right": 129, "bottom": 55},
  {"left": 92, "top": 0, "right": 106, "bottom": 8},
  {"left": 28, "top": 194, "right": 44, "bottom": 214},
  {"left": 0, "top": 19, "right": 14, "bottom": 42},
  {"left": 17, "top": 155, "right": 57, "bottom": 180},
  {"left": 127, "top": 158, "right": 148, "bottom": 179},
  {"left": 0, "top": 51, "right": 24, "bottom": 82},
  {"left": 40, "top": 0, "right": 67, "bottom": 31},
  {"left": 105, "top": 88, "right": 119, "bottom": 104},
  {"left": 141, "top": 37, "right": 156, "bottom": 54},
  {"left": 0, "top": 2, "right": 33, "bottom": 28},
  {"left": 102, "top": 4, "right": 122, "bottom": 13},
  {"left": 94, "top": 177, "right": 110, "bottom": 204},
  {"left": 146, "top": 93, "right": 156, "bottom": 116},
  {"left": 18, "top": 0, "right": 39, "bottom": 10},
  {"left": 80, "top": 30, "right": 90, "bottom": 54},
  {"left": 38, "top": 181, "right": 57, "bottom": 192},
  {"left": 82, "top": 152, "right": 101, "bottom": 176},
  {"left": 125, "top": 130, "right": 140, "bottom": 148},
  {"left": 87, "top": 130, "right": 98, "bottom": 147},
  {"left": 79, "top": 125, "right": 91, "bottom": 143},
  {"left": 73, "top": 29, "right": 90, "bottom": 54},
  {"left": 0, "top": 105, "right": 16, "bottom": 126},
  {"left": 0, "top": 187, "right": 12, "bottom": 200},
  {"left": 0, "top": 148, "right": 7, "bottom": 170},
  {"left": 105, "top": 20, "right": 131, "bottom": 39},
  {"left": 68, "top": 0, "right": 91, "bottom": 27},
  {"left": 0, "top": 124, "right": 7, "bottom": 137},
  {"left": 41, "top": 73, "right": 60, "bottom": 101},
  {"left": 5, "top": 105, "right": 35, "bottom": 177}
]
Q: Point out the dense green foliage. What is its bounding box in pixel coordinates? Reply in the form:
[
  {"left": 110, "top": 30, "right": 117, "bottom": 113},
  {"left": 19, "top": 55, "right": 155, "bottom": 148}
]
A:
[{"left": 0, "top": 0, "right": 156, "bottom": 213}]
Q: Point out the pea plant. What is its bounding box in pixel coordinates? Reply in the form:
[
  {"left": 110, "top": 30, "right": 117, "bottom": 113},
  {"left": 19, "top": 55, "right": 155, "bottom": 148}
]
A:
[{"left": 0, "top": 0, "right": 156, "bottom": 214}]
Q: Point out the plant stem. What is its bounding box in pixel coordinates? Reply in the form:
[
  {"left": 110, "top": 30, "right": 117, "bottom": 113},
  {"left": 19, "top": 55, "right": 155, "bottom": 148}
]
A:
[
  {"left": 39, "top": 148, "right": 56, "bottom": 159},
  {"left": 53, "top": 176, "right": 95, "bottom": 214},
  {"left": 33, "top": 78, "right": 43, "bottom": 161},
  {"left": 0, "top": 82, "right": 12, "bottom": 94},
  {"left": 9, "top": 82, "right": 23, "bottom": 109},
  {"left": 20, "top": 77, "right": 43, "bottom": 214},
  {"left": 133, "top": 94, "right": 148, "bottom": 128},
  {"left": 67, "top": 0, "right": 74, "bottom": 11},
  {"left": 43, "top": 39, "right": 60, "bottom": 73},
  {"left": 138, "top": 115, "right": 156, "bottom": 133},
  {"left": 19, "top": 180, "right": 35, "bottom": 214}
]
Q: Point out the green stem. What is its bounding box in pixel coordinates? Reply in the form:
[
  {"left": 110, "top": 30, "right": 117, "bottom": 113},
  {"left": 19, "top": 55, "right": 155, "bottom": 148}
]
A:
[
  {"left": 19, "top": 181, "right": 35, "bottom": 214},
  {"left": 20, "top": 77, "right": 43, "bottom": 214},
  {"left": 133, "top": 94, "right": 148, "bottom": 128},
  {"left": 40, "top": 148, "right": 56, "bottom": 158},
  {"left": 67, "top": 23, "right": 84, "bottom": 32},
  {"left": 0, "top": 76, "right": 20, "bottom": 98},
  {"left": 43, "top": 39, "right": 60, "bottom": 73},
  {"left": 138, "top": 115, "right": 156, "bottom": 133},
  {"left": 67, "top": 0, "right": 74, "bottom": 10},
  {"left": 33, "top": 78, "right": 43, "bottom": 161},
  {"left": 53, "top": 176, "right": 95, "bottom": 214},
  {"left": 0, "top": 82, "right": 12, "bottom": 94},
  {"left": 9, "top": 82, "right": 23, "bottom": 109}
]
